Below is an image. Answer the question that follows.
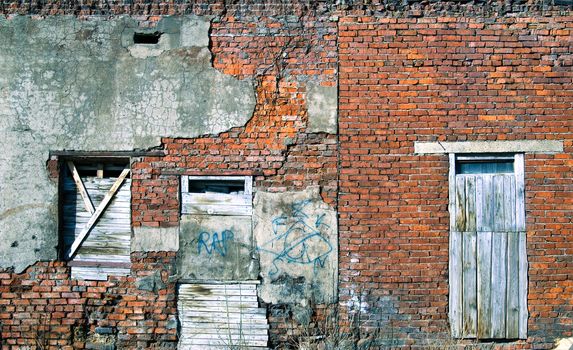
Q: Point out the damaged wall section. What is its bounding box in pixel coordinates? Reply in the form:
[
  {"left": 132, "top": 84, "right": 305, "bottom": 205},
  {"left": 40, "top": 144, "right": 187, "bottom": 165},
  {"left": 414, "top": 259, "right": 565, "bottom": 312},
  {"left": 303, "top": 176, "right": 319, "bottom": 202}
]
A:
[
  {"left": 0, "top": 16, "right": 256, "bottom": 272},
  {"left": 254, "top": 187, "right": 338, "bottom": 305}
]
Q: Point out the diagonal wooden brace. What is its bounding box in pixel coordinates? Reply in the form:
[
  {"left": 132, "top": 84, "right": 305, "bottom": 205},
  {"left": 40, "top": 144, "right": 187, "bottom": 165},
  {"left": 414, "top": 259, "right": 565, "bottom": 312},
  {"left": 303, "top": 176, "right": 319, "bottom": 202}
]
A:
[
  {"left": 67, "top": 161, "right": 95, "bottom": 214},
  {"left": 65, "top": 167, "right": 130, "bottom": 260}
]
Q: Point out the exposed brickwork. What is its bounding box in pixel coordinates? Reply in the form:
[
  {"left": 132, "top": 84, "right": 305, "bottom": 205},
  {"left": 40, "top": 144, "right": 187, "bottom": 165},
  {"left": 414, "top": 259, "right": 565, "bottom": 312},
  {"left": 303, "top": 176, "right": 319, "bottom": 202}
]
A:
[
  {"left": 1, "top": 1, "right": 572, "bottom": 349},
  {"left": 0, "top": 253, "right": 177, "bottom": 349},
  {"left": 338, "top": 15, "right": 573, "bottom": 349}
]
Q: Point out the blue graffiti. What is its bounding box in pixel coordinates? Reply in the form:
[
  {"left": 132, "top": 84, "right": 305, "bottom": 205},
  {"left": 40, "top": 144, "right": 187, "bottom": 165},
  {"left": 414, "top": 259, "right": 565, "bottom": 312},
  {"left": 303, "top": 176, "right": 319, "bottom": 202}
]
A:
[
  {"left": 197, "top": 230, "right": 234, "bottom": 257},
  {"left": 258, "top": 200, "right": 333, "bottom": 276}
]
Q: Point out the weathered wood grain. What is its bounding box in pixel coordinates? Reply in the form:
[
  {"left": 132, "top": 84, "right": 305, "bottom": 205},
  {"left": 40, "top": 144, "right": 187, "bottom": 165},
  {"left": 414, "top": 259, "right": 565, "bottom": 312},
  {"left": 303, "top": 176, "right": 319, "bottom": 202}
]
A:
[
  {"left": 462, "top": 231, "right": 477, "bottom": 337},
  {"left": 449, "top": 230, "right": 463, "bottom": 338},
  {"left": 491, "top": 231, "right": 507, "bottom": 338},
  {"left": 477, "top": 231, "right": 492, "bottom": 339}
]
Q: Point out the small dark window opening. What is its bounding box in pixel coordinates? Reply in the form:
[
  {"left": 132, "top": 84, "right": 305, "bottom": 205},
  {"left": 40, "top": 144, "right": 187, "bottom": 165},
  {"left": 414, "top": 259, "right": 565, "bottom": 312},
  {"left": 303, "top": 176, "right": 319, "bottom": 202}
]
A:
[
  {"left": 187, "top": 180, "right": 245, "bottom": 194},
  {"left": 133, "top": 31, "right": 162, "bottom": 44},
  {"left": 455, "top": 155, "right": 515, "bottom": 175},
  {"left": 71, "top": 161, "right": 129, "bottom": 178}
]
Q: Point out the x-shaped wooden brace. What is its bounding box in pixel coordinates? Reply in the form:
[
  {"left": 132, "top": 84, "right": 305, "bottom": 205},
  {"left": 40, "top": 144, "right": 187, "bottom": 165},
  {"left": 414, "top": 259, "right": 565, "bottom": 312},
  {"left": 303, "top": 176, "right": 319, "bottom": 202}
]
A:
[{"left": 65, "top": 161, "right": 130, "bottom": 260}]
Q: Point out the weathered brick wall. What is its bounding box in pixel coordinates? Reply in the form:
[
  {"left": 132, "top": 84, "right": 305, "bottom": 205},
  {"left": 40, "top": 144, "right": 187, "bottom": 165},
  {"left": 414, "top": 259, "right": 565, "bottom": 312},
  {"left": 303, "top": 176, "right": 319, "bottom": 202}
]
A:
[
  {"left": 338, "top": 14, "right": 573, "bottom": 349},
  {"left": 1, "top": 1, "right": 572, "bottom": 349},
  {"left": 1, "top": 3, "right": 339, "bottom": 348},
  {"left": 0, "top": 252, "right": 177, "bottom": 349}
]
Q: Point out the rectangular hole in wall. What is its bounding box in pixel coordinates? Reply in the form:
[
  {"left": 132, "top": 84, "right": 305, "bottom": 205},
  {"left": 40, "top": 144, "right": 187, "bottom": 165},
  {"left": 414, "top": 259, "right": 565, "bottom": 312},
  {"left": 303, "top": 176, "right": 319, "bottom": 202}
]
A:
[{"left": 133, "top": 32, "right": 162, "bottom": 44}]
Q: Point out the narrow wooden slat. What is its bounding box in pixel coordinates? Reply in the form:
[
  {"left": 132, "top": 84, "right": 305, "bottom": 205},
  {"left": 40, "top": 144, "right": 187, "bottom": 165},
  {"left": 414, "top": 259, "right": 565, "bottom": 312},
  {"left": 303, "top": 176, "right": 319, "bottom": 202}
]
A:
[
  {"left": 462, "top": 231, "right": 477, "bottom": 337},
  {"left": 477, "top": 231, "right": 492, "bottom": 339},
  {"left": 182, "top": 322, "right": 269, "bottom": 330},
  {"left": 493, "top": 176, "right": 505, "bottom": 232},
  {"left": 482, "top": 176, "right": 494, "bottom": 232},
  {"left": 181, "top": 175, "right": 189, "bottom": 193},
  {"left": 449, "top": 230, "right": 463, "bottom": 338},
  {"left": 244, "top": 176, "right": 253, "bottom": 195},
  {"left": 180, "top": 306, "right": 265, "bottom": 314},
  {"left": 506, "top": 232, "right": 520, "bottom": 338},
  {"left": 455, "top": 178, "right": 466, "bottom": 232},
  {"left": 67, "top": 261, "right": 131, "bottom": 268},
  {"left": 182, "top": 193, "right": 252, "bottom": 206},
  {"left": 71, "top": 266, "right": 130, "bottom": 281},
  {"left": 180, "top": 295, "right": 258, "bottom": 302},
  {"left": 491, "top": 231, "right": 508, "bottom": 338},
  {"left": 179, "top": 338, "right": 267, "bottom": 347},
  {"left": 180, "top": 289, "right": 258, "bottom": 297},
  {"left": 66, "top": 167, "right": 130, "bottom": 259},
  {"left": 179, "top": 333, "right": 268, "bottom": 341},
  {"left": 504, "top": 176, "right": 516, "bottom": 231},
  {"left": 518, "top": 231, "right": 528, "bottom": 339},
  {"left": 449, "top": 153, "right": 457, "bottom": 232},
  {"left": 475, "top": 177, "right": 484, "bottom": 232},
  {"left": 181, "top": 202, "right": 252, "bottom": 216},
  {"left": 66, "top": 161, "right": 95, "bottom": 214},
  {"left": 515, "top": 154, "right": 525, "bottom": 231},
  {"left": 181, "top": 346, "right": 267, "bottom": 350},
  {"left": 466, "top": 176, "right": 477, "bottom": 232}
]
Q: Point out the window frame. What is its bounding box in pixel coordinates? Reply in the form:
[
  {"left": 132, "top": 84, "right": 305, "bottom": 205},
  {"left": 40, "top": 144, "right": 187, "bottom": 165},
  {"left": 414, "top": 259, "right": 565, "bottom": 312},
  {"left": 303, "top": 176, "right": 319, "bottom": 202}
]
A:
[
  {"left": 59, "top": 157, "right": 132, "bottom": 280},
  {"left": 180, "top": 175, "right": 253, "bottom": 216}
]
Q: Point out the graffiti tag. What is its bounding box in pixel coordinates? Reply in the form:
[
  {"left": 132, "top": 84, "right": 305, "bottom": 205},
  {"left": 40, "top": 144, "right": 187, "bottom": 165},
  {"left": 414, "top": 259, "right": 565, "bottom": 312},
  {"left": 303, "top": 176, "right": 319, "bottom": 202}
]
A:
[
  {"left": 258, "top": 199, "right": 333, "bottom": 276},
  {"left": 197, "top": 230, "right": 234, "bottom": 257}
]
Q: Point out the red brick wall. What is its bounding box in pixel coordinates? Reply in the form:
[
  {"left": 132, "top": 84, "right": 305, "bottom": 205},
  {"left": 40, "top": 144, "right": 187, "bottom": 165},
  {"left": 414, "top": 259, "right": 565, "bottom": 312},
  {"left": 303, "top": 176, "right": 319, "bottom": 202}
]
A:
[
  {"left": 338, "top": 15, "right": 573, "bottom": 349},
  {"left": 0, "top": 252, "right": 177, "bottom": 349},
  {"left": 1, "top": 1, "right": 572, "bottom": 349}
]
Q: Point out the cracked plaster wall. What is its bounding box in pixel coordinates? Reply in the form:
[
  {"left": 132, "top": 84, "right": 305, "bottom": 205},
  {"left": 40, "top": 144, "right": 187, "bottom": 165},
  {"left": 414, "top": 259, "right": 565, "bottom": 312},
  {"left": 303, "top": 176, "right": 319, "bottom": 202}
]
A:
[
  {"left": 254, "top": 187, "right": 338, "bottom": 305},
  {"left": 0, "top": 16, "right": 256, "bottom": 272}
]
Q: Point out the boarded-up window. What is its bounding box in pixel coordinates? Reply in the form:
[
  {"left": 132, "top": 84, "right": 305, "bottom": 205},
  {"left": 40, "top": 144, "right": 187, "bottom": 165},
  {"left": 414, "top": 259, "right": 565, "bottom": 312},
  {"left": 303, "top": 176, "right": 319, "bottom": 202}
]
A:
[
  {"left": 449, "top": 154, "right": 527, "bottom": 339},
  {"left": 181, "top": 176, "right": 252, "bottom": 216},
  {"left": 62, "top": 161, "right": 131, "bottom": 280},
  {"left": 178, "top": 282, "right": 269, "bottom": 349}
]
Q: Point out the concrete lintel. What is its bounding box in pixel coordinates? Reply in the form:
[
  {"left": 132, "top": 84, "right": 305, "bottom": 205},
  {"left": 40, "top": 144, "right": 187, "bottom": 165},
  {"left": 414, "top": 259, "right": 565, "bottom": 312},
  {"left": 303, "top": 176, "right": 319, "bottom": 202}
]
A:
[
  {"left": 132, "top": 226, "right": 179, "bottom": 252},
  {"left": 414, "top": 140, "right": 564, "bottom": 154}
]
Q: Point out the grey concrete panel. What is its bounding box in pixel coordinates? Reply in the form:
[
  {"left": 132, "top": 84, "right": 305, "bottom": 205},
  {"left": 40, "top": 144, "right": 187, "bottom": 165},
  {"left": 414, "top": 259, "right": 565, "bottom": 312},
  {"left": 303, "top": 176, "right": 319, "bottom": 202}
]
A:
[
  {"left": 254, "top": 187, "right": 338, "bottom": 305},
  {"left": 132, "top": 226, "right": 179, "bottom": 252},
  {"left": 306, "top": 82, "right": 338, "bottom": 134},
  {"left": 414, "top": 140, "right": 564, "bottom": 154},
  {"left": 0, "top": 16, "right": 255, "bottom": 272},
  {"left": 177, "top": 215, "right": 259, "bottom": 281}
]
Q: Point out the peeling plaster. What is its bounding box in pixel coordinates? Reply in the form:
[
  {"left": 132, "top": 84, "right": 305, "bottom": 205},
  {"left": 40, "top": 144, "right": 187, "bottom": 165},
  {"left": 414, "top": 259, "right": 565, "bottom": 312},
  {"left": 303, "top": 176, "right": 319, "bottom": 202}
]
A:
[
  {"left": 306, "top": 81, "right": 338, "bottom": 134},
  {"left": 0, "top": 16, "right": 256, "bottom": 272},
  {"left": 253, "top": 187, "right": 338, "bottom": 304}
]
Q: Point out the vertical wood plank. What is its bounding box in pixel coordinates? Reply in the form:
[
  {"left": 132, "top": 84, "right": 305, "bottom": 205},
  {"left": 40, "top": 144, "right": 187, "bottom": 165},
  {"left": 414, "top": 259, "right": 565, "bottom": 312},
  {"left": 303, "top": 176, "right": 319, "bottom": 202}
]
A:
[
  {"left": 506, "top": 232, "right": 520, "bottom": 338},
  {"left": 181, "top": 175, "right": 189, "bottom": 193},
  {"left": 518, "top": 231, "right": 528, "bottom": 339},
  {"left": 477, "top": 231, "right": 492, "bottom": 339},
  {"left": 475, "top": 177, "right": 484, "bottom": 232},
  {"left": 493, "top": 176, "right": 505, "bottom": 232},
  {"left": 244, "top": 176, "right": 253, "bottom": 196},
  {"left": 449, "top": 154, "right": 457, "bottom": 232},
  {"left": 504, "top": 176, "right": 516, "bottom": 232},
  {"left": 450, "top": 230, "right": 463, "bottom": 338},
  {"left": 455, "top": 177, "right": 467, "bottom": 232},
  {"left": 466, "top": 176, "right": 477, "bottom": 232},
  {"left": 482, "top": 176, "right": 494, "bottom": 232},
  {"left": 462, "top": 231, "right": 477, "bottom": 338},
  {"left": 515, "top": 154, "right": 525, "bottom": 231},
  {"left": 491, "top": 231, "right": 508, "bottom": 338}
]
